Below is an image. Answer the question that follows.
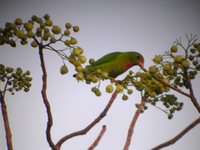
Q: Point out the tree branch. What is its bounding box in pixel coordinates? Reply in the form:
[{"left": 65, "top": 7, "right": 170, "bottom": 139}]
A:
[
  {"left": 56, "top": 91, "right": 118, "bottom": 149},
  {"left": 0, "top": 91, "right": 13, "bottom": 150},
  {"left": 183, "top": 70, "right": 200, "bottom": 112},
  {"left": 38, "top": 47, "right": 57, "bottom": 150},
  {"left": 151, "top": 116, "right": 200, "bottom": 150},
  {"left": 123, "top": 96, "right": 147, "bottom": 150},
  {"left": 88, "top": 125, "right": 107, "bottom": 150}
]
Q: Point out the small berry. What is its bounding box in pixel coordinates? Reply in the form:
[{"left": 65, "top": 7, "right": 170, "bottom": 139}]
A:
[
  {"left": 182, "top": 60, "right": 190, "bottom": 68},
  {"left": 73, "top": 26, "right": 80, "bottom": 32},
  {"left": 116, "top": 84, "right": 124, "bottom": 93},
  {"left": 31, "top": 41, "right": 38, "bottom": 48},
  {"left": 65, "top": 23, "right": 72, "bottom": 29},
  {"left": 170, "top": 45, "right": 178, "bottom": 53},
  {"left": 106, "top": 84, "right": 114, "bottom": 93},
  {"left": 60, "top": 65, "right": 68, "bottom": 75}
]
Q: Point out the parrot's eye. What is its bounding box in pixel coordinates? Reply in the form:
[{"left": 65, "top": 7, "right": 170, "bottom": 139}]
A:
[{"left": 136, "top": 55, "right": 141, "bottom": 59}]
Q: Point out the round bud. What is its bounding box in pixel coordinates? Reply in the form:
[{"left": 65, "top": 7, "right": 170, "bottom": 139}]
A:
[
  {"left": 26, "top": 31, "right": 34, "bottom": 38},
  {"left": 78, "top": 55, "right": 87, "bottom": 64},
  {"left": 106, "top": 84, "right": 114, "bottom": 93},
  {"left": 153, "top": 56, "right": 163, "bottom": 64},
  {"left": 127, "top": 89, "right": 133, "bottom": 95},
  {"left": 6, "top": 67, "right": 14, "bottom": 73},
  {"left": 91, "top": 76, "right": 99, "bottom": 83},
  {"left": 65, "top": 40, "right": 71, "bottom": 46},
  {"left": 52, "top": 26, "right": 61, "bottom": 34},
  {"left": 73, "top": 48, "right": 82, "bottom": 56},
  {"left": 192, "top": 61, "right": 198, "bottom": 66},
  {"left": 64, "top": 30, "right": 70, "bottom": 36},
  {"left": 70, "top": 38, "right": 78, "bottom": 45},
  {"left": 75, "top": 65, "right": 83, "bottom": 72},
  {"left": 189, "top": 55, "right": 194, "bottom": 61},
  {"left": 31, "top": 41, "right": 38, "bottom": 48},
  {"left": 170, "top": 45, "right": 178, "bottom": 53},
  {"left": 168, "top": 114, "right": 173, "bottom": 119},
  {"left": 182, "top": 60, "right": 190, "bottom": 68},
  {"left": 24, "top": 23, "right": 34, "bottom": 31},
  {"left": 122, "top": 94, "right": 128, "bottom": 101},
  {"left": 45, "top": 19, "right": 53, "bottom": 26},
  {"left": 163, "top": 63, "right": 171, "bottom": 71},
  {"left": 73, "top": 26, "right": 80, "bottom": 32},
  {"left": 65, "top": 23, "right": 72, "bottom": 29},
  {"left": 50, "top": 38, "right": 56, "bottom": 43},
  {"left": 44, "top": 14, "right": 50, "bottom": 20},
  {"left": 15, "top": 18, "right": 23, "bottom": 25},
  {"left": 15, "top": 30, "right": 26, "bottom": 39},
  {"left": 149, "top": 66, "right": 158, "bottom": 74},
  {"left": 76, "top": 72, "right": 84, "bottom": 80},
  {"left": 31, "top": 15, "right": 38, "bottom": 21},
  {"left": 174, "top": 55, "right": 182, "bottom": 63},
  {"left": 60, "top": 65, "right": 68, "bottom": 75},
  {"left": 116, "top": 84, "right": 124, "bottom": 93},
  {"left": 190, "top": 48, "right": 196, "bottom": 54}
]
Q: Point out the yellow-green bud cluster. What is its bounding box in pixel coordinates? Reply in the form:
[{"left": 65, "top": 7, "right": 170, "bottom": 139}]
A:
[{"left": 0, "top": 64, "right": 32, "bottom": 95}]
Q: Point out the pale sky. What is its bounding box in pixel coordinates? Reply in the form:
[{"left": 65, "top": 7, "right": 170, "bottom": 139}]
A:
[{"left": 0, "top": 0, "right": 200, "bottom": 150}]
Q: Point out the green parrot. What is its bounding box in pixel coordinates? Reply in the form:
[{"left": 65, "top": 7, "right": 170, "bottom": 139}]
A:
[{"left": 78, "top": 51, "right": 144, "bottom": 78}]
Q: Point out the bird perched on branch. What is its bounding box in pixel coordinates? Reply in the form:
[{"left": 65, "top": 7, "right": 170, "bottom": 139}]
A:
[
  {"left": 87, "top": 51, "right": 144, "bottom": 78},
  {"left": 73, "top": 51, "right": 144, "bottom": 81}
]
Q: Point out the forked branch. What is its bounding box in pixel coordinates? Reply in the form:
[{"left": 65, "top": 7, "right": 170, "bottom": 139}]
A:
[{"left": 56, "top": 91, "right": 118, "bottom": 149}]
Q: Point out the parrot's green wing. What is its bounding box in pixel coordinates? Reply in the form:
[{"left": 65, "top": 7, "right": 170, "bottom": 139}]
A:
[{"left": 91, "top": 52, "right": 122, "bottom": 67}]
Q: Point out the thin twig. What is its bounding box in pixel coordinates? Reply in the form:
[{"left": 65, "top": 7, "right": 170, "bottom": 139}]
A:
[
  {"left": 151, "top": 117, "right": 200, "bottom": 150},
  {"left": 123, "top": 96, "right": 147, "bottom": 150},
  {"left": 88, "top": 125, "right": 107, "bottom": 150},
  {"left": 38, "top": 46, "right": 57, "bottom": 150},
  {"left": 56, "top": 91, "right": 118, "bottom": 149},
  {"left": 0, "top": 91, "right": 13, "bottom": 150}
]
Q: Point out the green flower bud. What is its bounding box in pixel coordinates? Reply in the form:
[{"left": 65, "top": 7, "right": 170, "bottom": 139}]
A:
[
  {"left": 170, "top": 45, "right": 178, "bottom": 53},
  {"left": 116, "top": 84, "right": 124, "bottom": 93},
  {"left": 65, "top": 23, "right": 72, "bottom": 29},
  {"left": 106, "top": 84, "right": 114, "bottom": 93},
  {"left": 60, "top": 65, "right": 68, "bottom": 75},
  {"left": 73, "top": 26, "right": 80, "bottom": 32}
]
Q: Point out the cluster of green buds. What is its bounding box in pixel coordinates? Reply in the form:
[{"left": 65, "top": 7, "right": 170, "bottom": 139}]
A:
[
  {"left": 147, "top": 94, "right": 183, "bottom": 119},
  {"left": 0, "top": 64, "right": 32, "bottom": 95},
  {"left": 152, "top": 41, "right": 200, "bottom": 89},
  {"left": 0, "top": 14, "right": 80, "bottom": 48},
  {"left": 0, "top": 14, "right": 87, "bottom": 78}
]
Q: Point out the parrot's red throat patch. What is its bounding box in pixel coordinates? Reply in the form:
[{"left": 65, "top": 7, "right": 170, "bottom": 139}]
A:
[{"left": 126, "top": 62, "right": 133, "bottom": 70}]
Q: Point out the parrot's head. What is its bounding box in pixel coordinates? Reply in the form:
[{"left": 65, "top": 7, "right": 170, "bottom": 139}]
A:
[{"left": 128, "top": 52, "right": 144, "bottom": 68}]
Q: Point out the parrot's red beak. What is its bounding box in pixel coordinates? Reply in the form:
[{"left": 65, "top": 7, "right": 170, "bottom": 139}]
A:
[{"left": 139, "top": 57, "right": 144, "bottom": 69}]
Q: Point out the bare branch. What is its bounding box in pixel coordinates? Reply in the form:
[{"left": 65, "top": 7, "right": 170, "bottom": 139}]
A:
[
  {"left": 56, "top": 91, "right": 118, "bottom": 149},
  {"left": 123, "top": 96, "right": 147, "bottom": 150},
  {"left": 0, "top": 91, "right": 13, "bottom": 150},
  {"left": 88, "top": 125, "right": 107, "bottom": 150},
  {"left": 151, "top": 117, "right": 200, "bottom": 150},
  {"left": 38, "top": 47, "right": 58, "bottom": 150}
]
